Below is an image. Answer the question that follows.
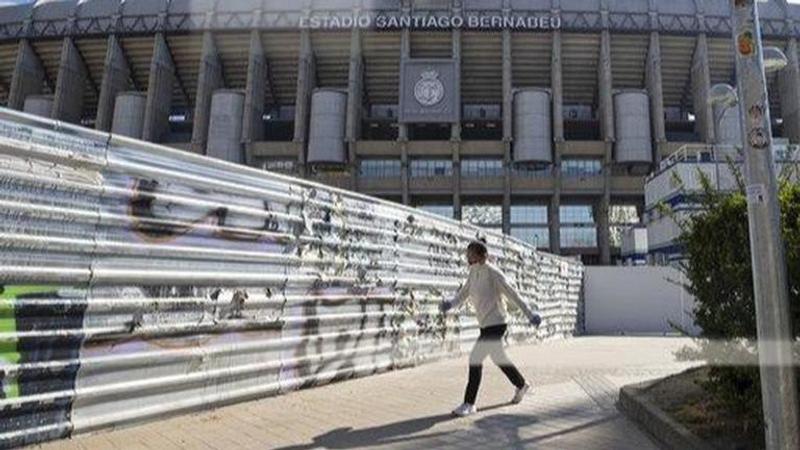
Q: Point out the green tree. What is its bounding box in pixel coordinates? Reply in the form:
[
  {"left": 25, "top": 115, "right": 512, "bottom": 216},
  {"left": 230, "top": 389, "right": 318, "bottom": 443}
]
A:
[{"left": 665, "top": 167, "right": 800, "bottom": 434}]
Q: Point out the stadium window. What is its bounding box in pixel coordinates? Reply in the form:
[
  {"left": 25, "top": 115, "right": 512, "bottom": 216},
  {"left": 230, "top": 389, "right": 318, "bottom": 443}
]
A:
[
  {"left": 359, "top": 159, "right": 402, "bottom": 178},
  {"left": 512, "top": 163, "right": 552, "bottom": 178},
  {"left": 560, "top": 205, "right": 597, "bottom": 248},
  {"left": 510, "top": 204, "right": 549, "bottom": 248},
  {"left": 461, "top": 158, "right": 504, "bottom": 178},
  {"left": 262, "top": 159, "right": 296, "bottom": 174},
  {"left": 410, "top": 159, "right": 453, "bottom": 177},
  {"left": 560, "top": 227, "right": 598, "bottom": 248},
  {"left": 559, "top": 205, "right": 594, "bottom": 224},
  {"left": 562, "top": 159, "right": 602, "bottom": 177},
  {"left": 510, "top": 227, "right": 550, "bottom": 249},
  {"left": 510, "top": 205, "right": 548, "bottom": 225}
]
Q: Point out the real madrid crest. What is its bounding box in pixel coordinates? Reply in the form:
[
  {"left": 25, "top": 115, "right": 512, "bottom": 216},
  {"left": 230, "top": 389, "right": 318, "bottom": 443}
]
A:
[{"left": 414, "top": 69, "right": 445, "bottom": 106}]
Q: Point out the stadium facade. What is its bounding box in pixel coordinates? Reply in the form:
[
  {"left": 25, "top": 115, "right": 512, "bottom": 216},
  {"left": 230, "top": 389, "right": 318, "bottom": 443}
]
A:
[{"left": 1, "top": 0, "right": 800, "bottom": 264}]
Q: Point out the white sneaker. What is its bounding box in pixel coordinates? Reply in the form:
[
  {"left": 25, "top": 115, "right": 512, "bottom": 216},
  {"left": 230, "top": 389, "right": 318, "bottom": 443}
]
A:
[
  {"left": 511, "top": 384, "right": 531, "bottom": 404},
  {"left": 451, "top": 403, "right": 477, "bottom": 417}
]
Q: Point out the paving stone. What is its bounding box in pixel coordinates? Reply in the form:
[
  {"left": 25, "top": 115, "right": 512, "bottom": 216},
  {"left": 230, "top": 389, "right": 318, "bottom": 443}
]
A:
[{"left": 33, "top": 337, "right": 700, "bottom": 450}]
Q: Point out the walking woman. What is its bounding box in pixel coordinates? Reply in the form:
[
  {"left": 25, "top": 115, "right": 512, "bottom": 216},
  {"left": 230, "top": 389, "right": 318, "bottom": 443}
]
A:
[{"left": 440, "top": 240, "right": 542, "bottom": 417}]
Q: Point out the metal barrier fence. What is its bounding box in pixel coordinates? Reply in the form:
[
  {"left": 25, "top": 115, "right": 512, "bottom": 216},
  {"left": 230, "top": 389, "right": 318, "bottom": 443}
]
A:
[{"left": 0, "top": 108, "right": 584, "bottom": 449}]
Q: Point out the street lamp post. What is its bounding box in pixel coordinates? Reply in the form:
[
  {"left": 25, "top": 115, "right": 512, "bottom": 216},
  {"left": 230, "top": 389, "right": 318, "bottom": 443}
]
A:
[{"left": 729, "top": 1, "right": 800, "bottom": 448}]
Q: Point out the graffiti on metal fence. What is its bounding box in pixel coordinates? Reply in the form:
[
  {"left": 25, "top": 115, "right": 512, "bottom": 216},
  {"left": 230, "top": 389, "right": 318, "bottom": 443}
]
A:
[
  {"left": 127, "top": 179, "right": 284, "bottom": 243},
  {"left": 0, "top": 110, "right": 583, "bottom": 449}
]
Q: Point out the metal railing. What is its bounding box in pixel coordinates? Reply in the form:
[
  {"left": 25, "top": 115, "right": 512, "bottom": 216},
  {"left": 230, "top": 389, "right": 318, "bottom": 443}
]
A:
[
  {"left": 648, "top": 142, "right": 800, "bottom": 182},
  {"left": 648, "top": 144, "right": 740, "bottom": 181},
  {"left": 0, "top": 108, "right": 584, "bottom": 448}
]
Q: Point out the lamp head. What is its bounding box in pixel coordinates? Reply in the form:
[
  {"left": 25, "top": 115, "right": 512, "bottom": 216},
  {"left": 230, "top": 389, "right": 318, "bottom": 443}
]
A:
[
  {"left": 709, "top": 83, "right": 739, "bottom": 108},
  {"left": 763, "top": 46, "right": 788, "bottom": 74}
]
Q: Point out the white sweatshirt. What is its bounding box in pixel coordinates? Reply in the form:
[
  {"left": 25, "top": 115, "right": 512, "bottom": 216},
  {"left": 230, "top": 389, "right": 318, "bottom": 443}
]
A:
[{"left": 450, "top": 262, "right": 537, "bottom": 328}]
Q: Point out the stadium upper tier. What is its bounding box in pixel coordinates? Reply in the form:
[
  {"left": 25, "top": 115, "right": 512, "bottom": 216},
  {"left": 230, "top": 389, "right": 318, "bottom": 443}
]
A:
[
  {"left": 0, "top": 0, "right": 798, "bottom": 40},
  {"left": 1, "top": 0, "right": 798, "bottom": 118}
]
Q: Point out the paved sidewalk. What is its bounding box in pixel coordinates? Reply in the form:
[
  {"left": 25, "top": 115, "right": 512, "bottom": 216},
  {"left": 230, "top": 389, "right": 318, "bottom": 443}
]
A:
[{"left": 34, "top": 337, "right": 700, "bottom": 450}]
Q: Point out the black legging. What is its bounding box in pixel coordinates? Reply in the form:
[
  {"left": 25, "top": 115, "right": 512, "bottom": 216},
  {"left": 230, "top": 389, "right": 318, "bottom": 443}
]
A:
[{"left": 463, "top": 324, "right": 526, "bottom": 405}]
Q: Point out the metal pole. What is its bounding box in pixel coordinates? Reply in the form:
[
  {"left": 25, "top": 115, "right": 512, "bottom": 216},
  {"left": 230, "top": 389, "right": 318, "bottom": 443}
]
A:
[{"left": 730, "top": 2, "right": 800, "bottom": 449}]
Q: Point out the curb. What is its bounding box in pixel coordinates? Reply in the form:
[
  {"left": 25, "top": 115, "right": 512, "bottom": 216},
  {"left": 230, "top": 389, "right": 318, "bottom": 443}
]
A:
[{"left": 617, "top": 379, "right": 715, "bottom": 450}]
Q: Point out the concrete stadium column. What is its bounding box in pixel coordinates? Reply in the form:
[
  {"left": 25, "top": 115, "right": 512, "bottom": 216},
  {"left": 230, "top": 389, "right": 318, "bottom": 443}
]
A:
[
  {"left": 646, "top": 32, "right": 666, "bottom": 164},
  {"left": 594, "top": 200, "right": 610, "bottom": 262},
  {"left": 502, "top": 28, "right": 512, "bottom": 235},
  {"left": 691, "top": 34, "right": 715, "bottom": 144},
  {"left": 779, "top": 38, "right": 800, "bottom": 143},
  {"left": 96, "top": 35, "right": 131, "bottom": 131},
  {"left": 143, "top": 33, "right": 175, "bottom": 143},
  {"left": 207, "top": 89, "right": 245, "bottom": 164},
  {"left": 346, "top": 27, "right": 363, "bottom": 188},
  {"left": 52, "top": 37, "right": 88, "bottom": 123},
  {"left": 401, "top": 145, "right": 410, "bottom": 206},
  {"left": 111, "top": 91, "right": 146, "bottom": 138},
  {"left": 597, "top": 30, "right": 613, "bottom": 265},
  {"left": 8, "top": 39, "right": 45, "bottom": 111},
  {"left": 294, "top": 29, "right": 315, "bottom": 177},
  {"left": 454, "top": 147, "right": 462, "bottom": 222},
  {"left": 399, "top": 27, "right": 410, "bottom": 206},
  {"left": 501, "top": 31, "right": 512, "bottom": 142},
  {"left": 243, "top": 30, "right": 266, "bottom": 165},
  {"left": 452, "top": 26, "right": 463, "bottom": 220},
  {"left": 549, "top": 195, "right": 561, "bottom": 254},
  {"left": 551, "top": 35, "right": 564, "bottom": 143},
  {"left": 451, "top": 28, "right": 462, "bottom": 142},
  {"left": 191, "top": 32, "right": 224, "bottom": 154},
  {"left": 598, "top": 31, "right": 614, "bottom": 143},
  {"left": 398, "top": 28, "right": 410, "bottom": 147},
  {"left": 648, "top": 0, "right": 659, "bottom": 29},
  {"left": 550, "top": 29, "right": 564, "bottom": 254}
]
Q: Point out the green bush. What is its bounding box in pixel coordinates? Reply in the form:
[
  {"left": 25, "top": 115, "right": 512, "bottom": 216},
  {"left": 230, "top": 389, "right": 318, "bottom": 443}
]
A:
[{"left": 669, "top": 171, "right": 800, "bottom": 433}]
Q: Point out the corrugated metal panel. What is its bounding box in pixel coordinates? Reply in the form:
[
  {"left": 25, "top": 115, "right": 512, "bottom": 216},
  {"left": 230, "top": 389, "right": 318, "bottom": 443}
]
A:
[{"left": 0, "top": 107, "right": 584, "bottom": 448}]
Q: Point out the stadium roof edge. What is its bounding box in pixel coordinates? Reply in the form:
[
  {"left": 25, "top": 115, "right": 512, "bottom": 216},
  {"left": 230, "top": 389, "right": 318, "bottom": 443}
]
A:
[{"left": 0, "top": 0, "right": 798, "bottom": 41}]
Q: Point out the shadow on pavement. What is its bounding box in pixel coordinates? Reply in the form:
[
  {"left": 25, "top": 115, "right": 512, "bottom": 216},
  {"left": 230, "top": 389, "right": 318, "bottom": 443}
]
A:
[
  {"left": 273, "top": 399, "right": 629, "bottom": 450},
  {"left": 273, "top": 402, "right": 513, "bottom": 450}
]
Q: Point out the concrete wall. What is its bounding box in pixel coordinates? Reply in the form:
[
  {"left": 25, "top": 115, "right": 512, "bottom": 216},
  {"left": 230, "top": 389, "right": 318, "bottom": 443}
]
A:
[{"left": 584, "top": 266, "right": 701, "bottom": 335}]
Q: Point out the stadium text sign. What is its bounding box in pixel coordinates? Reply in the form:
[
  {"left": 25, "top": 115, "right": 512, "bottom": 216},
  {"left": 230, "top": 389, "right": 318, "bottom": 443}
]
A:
[{"left": 299, "top": 13, "right": 562, "bottom": 30}]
